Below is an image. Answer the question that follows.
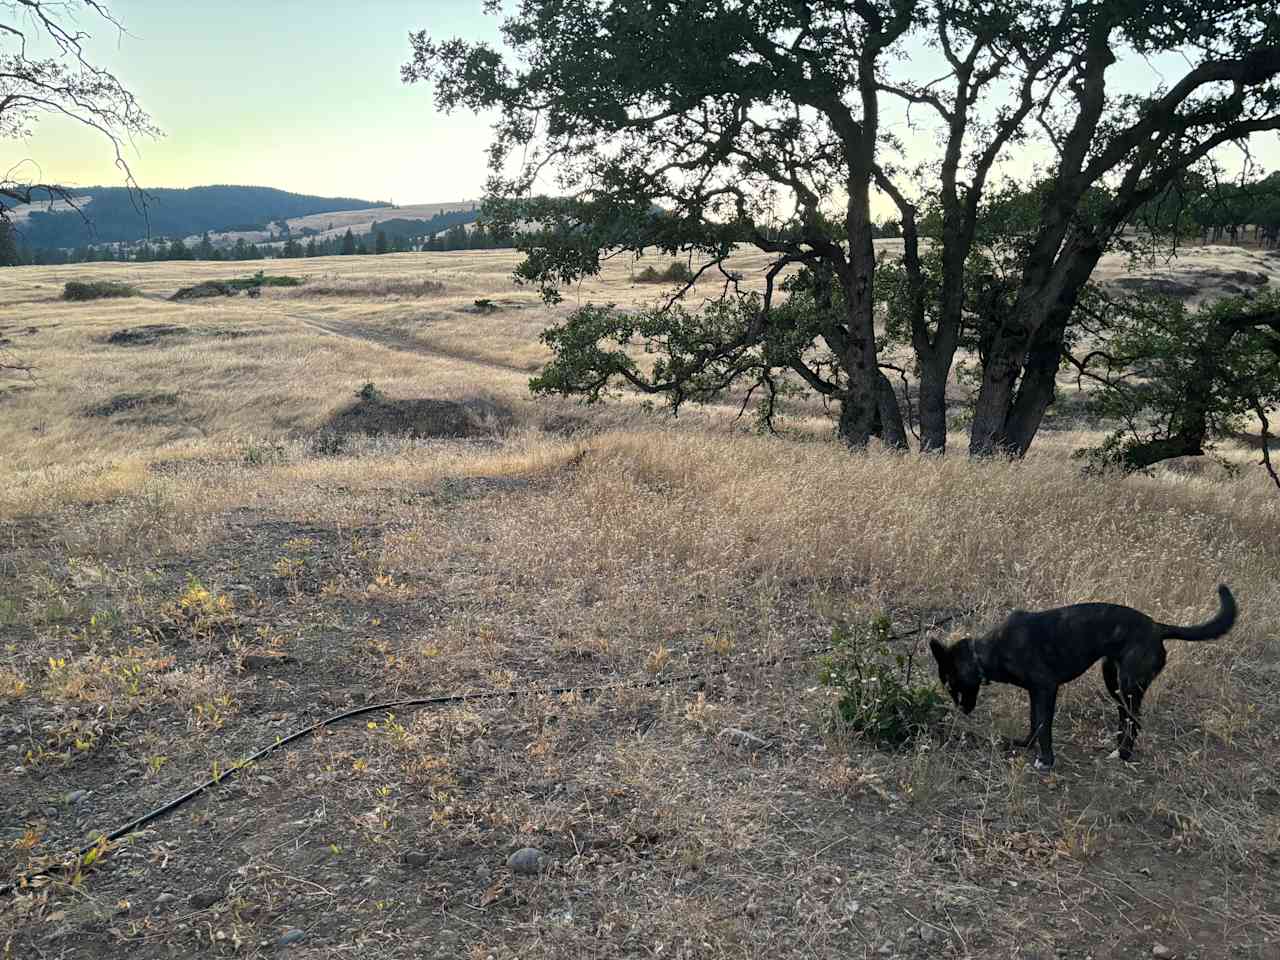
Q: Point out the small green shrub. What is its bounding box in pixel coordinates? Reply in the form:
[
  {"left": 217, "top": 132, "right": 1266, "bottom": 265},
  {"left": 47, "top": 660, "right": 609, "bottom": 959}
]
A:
[
  {"left": 308, "top": 429, "right": 348, "bottom": 457},
  {"left": 63, "top": 280, "right": 141, "bottom": 301},
  {"left": 818, "top": 616, "right": 947, "bottom": 748},
  {"left": 634, "top": 261, "right": 696, "bottom": 284},
  {"left": 239, "top": 437, "right": 288, "bottom": 466},
  {"left": 170, "top": 273, "right": 303, "bottom": 300},
  {"left": 356, "top": 381, "right": 383, "bottom": 403},
  {"left": 230, "top": 271, "right": 303, "bottom": 289}
]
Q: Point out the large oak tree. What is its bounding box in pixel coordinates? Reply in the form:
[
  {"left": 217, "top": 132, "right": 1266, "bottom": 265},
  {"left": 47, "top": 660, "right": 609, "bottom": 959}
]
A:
[{"left": 406, "top": 0, "right": 1280, "bottom": 455}]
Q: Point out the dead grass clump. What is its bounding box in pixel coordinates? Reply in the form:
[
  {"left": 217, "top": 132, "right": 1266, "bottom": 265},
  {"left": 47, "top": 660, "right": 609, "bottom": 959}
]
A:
[{"left": 40, "top": 645, "right": 177, "bottom": 712}]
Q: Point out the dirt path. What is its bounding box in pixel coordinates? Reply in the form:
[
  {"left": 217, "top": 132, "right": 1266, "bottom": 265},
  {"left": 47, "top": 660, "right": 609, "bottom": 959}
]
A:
[
  {"left": 163, "top": 293, "right": 531, "bottom": 378},
  {"left": 266, "top": 307, "right": 531, "bottom": 378}
]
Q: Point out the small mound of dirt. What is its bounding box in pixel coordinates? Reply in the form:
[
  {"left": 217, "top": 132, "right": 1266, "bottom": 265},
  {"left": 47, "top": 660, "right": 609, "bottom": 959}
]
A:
[
  {"left": 106, "top": 324, "right": 188, "bottom": 346},
  {"left": 1109, "top": 268, "right": 1270, "bottom": 303},
  {"left": 170, "top": 281, "right": 237, "bottom": 300},
  {"left": 540, "top": 413, "right": 589, "bottom": 437},
  {"left": 1109, "top": 276, "right": 1200, "bottom": 298},
  {"left": 83, "top": 391, "right": 180, "bottom": 419},
  {"left": 326, "top": 394, "right": 512, "bottom": 439},
  {"left": 104, "top": 324, "right": 256, "bottom": 346},
  {"left": 1214, "top": 268, "right": 1268, "bottom": 286},
  {"left": 0, "top": 385, "right": 35, "bottom": 405},
  {"left": 1179, "top": 267, "right": 1269, "bottom": 289}
]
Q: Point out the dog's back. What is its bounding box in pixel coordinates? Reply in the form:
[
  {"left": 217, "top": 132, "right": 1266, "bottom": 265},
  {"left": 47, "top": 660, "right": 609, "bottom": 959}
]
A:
[{"left": 995, "top": 603, "right": 1158, "bottom": 685}]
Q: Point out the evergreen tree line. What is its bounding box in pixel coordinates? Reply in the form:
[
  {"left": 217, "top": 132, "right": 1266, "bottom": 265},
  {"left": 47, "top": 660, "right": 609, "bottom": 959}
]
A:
[
  {"left": 1134, "top": 171, "right": 1280, "bottom": 247},
  {"left": 0, "top": 220, "right": 521, "bottom": 266},
  {"left": 11, "top": 185, "right": 386, "bottom": 250}
]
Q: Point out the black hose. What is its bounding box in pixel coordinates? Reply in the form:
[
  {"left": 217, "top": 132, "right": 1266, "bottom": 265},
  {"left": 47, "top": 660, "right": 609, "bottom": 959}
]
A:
[{"left": 0, "top": 611, "right": 963, "bottom": 897}]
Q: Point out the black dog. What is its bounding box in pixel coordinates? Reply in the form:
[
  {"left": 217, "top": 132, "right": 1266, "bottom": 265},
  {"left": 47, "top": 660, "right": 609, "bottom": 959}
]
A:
[{"left": 930, "top": 585, "right": 1237, "bottom": 769}]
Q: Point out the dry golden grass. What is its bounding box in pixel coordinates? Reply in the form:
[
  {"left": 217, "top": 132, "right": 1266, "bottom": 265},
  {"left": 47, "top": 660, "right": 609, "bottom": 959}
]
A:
[{"left": 0, "top": 250, "right": 1278, "bottom": 959}]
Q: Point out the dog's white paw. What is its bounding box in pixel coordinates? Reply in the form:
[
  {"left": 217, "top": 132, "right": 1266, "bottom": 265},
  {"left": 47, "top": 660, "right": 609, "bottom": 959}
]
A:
[{"left": 1107, "top": 749, "right": 1121, "bottom": 760}]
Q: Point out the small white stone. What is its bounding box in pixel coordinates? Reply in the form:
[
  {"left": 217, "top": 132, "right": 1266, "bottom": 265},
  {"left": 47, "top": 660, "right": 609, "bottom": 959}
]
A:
[
  {"left": 717, "top": 728, "right": 769, "bottom": 751},
  {"left": 279, "top": 928, "right": 305, "bottom": 947},
  {"left": 506, "top": 847, "right": 547, "bottom": 875}
]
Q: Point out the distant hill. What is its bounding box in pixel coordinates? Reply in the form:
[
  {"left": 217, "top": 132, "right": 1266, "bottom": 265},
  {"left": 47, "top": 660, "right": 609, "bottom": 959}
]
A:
[
  {"left": 284, "top": 201, "right": 479, "bottom": 239},
  {"left": 7, "top": 185, "right": 390, "bottom": 249}
]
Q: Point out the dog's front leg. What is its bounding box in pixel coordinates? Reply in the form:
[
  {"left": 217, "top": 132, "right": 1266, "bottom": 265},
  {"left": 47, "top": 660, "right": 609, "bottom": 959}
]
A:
[
  {"left": 1013, "top": 694, "right": 1038, "bottom": 748},
  {"left": 1030, "top": 687, "right": 1058, "bottom": 771}
]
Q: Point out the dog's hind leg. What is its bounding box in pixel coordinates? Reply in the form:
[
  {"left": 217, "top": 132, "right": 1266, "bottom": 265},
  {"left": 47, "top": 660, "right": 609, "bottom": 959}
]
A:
[
  {"left": 1102, "top": 658, "right": 1126, "bottom": 756},
  {"left": 1114, "top": 647, "right": 1165, "bottom": 761}
]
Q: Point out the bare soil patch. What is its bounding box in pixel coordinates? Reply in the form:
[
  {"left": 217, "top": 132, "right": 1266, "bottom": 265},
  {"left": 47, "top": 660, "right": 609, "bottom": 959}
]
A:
[
  {"left": 1108, "top": 276, "right": 1201, "bottom": 298},
  {"left": 326, "top": 390, "right": 513, "bottom": 440},
  {"left": 104, "top": 324, "right": 259, "bottom": 347},
  {"left": 104, "top": 324, "right": 187, "bottom": 346},
  {"left": 82, "top": 392, "right": 181, "bottom": 420}
]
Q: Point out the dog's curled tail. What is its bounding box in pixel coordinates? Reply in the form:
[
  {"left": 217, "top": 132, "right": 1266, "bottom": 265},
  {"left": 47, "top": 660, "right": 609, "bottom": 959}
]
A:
[{"left": 1158, "top": 584, "right": 1237, "bottom": 642}]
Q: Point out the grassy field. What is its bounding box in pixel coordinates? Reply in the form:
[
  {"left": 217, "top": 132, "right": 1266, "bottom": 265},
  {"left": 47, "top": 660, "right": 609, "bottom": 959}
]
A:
[{"left": 1, "top": 250, "right": 1278, "bottom": 959}]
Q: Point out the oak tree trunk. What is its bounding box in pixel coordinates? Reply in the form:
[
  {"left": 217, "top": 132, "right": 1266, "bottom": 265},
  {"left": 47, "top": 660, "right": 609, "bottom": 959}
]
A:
[
  {"left": 968, "top": 323, "right": 1029, "bottom": 456},
  {"left": 916, "top": 358, "right": 950, "bottom": 453},
  {"left": 876, "top": 371, "right": 909, "bottom": 450}
]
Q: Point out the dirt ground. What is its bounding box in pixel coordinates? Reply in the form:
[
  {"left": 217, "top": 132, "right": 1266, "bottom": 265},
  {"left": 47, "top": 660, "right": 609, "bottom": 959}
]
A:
[{"left": 0, "top": 249, "right": 1277, "bottom": 959}]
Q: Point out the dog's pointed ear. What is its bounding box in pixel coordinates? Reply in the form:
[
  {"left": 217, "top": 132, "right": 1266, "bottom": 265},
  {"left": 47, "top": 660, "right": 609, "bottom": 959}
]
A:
[{"left": 929, "top": 637, "right": 948, "bottom": 664}]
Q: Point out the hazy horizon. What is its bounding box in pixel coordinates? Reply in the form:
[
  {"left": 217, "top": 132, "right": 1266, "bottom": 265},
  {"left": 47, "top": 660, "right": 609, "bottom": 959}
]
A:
[{"left": 7, "top": 2, "right": 1279, "bottom": 210}]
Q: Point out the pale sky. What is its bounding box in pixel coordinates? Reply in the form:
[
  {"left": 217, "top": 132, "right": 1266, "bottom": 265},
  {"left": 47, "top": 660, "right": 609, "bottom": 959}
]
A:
[
  {"left": 6, "top": 1, "right": 502, "bottom": 204},
  {"left": 5, "top": 2, "right": 1278, "bottom": 206}
]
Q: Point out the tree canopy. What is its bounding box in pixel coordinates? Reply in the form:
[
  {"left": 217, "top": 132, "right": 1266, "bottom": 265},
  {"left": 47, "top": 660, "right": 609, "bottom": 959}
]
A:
[
  {"left": 1071, "top": 288, "right": 1280, "bottom": 486},
  {"left": 406, "top": 0, "right": 1280, "bottom": 458},
  {"left": 1, "top": 2, "right": 158, "bottom": 223}
]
